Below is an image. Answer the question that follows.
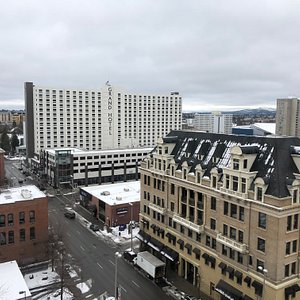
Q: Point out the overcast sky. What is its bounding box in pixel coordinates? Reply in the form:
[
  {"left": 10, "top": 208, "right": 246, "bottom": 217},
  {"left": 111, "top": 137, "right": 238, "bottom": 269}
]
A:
[{"left": 1, "top": 0, "right": 300, "bottom": 111}]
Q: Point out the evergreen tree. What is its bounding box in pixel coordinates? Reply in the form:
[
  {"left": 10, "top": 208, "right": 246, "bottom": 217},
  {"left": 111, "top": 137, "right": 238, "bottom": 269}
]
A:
[
  {"left": 10, "top": 132, "right": 19, "bottom": 154},
  {"left": 0, "top": 127, "right": 10, "bottom": 153}
]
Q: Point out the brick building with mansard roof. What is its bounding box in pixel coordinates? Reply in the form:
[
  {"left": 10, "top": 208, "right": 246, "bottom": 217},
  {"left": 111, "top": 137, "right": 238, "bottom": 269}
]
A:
[{"left": 139, "top": 130, "right": 300, "bottom": 300}]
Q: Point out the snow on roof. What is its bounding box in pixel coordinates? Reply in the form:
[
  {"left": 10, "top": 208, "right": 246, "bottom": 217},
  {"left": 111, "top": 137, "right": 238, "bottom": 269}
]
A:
[
  {"left": 81, "top": 181, "right": 140, "bottom": 206},
  {"left": 252, "top": 123, "right": 276, "bottom": 134},
  {"left": 0, "top": 260, "right": 31, "bottom": 300},
  {"left": 0, "top": 185, "right": 46, "bottom": 205}
]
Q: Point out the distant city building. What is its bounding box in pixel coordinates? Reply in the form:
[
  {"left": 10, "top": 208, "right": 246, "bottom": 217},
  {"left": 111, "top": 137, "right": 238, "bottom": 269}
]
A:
[
  {"left": 276, "top": 97, "right": 300, "bottom": 137},
  {"left": 0, "top": 260, "right": 31, "bottom": 299},
  {"left": 41, "top": 147, "right": 152, "bottom": 188},
  {"left": 24, "top": 82, "right": 182, "bottom": 160},
  {"left": 79, "top": 181, "right": 140, "bottom": 227},
  {"left": 0, "top": 111, "right": 25, "bottom": 125},
  {"left": 139, "top": 130, "right": 300, "bottom": 299},
  {"left": 194, "top": 112, "right": 232, "bottom": 134},
  {"left": 0, "top": 148, "right": 5, "bottom": 186},
  {"left": 232, "top": 123, "right": 275, "bottom": 136},
  {"left": 0, "top": 185, "right": 48, "bottom": 265}
]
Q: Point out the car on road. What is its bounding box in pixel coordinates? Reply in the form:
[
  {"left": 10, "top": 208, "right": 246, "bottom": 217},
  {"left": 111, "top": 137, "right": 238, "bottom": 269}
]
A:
[
  {"left": 89, "top": 224, "right": 100, "bottom": 231},
  {"left": 64, "top": 210, "right": 76, "bottom": 219}
]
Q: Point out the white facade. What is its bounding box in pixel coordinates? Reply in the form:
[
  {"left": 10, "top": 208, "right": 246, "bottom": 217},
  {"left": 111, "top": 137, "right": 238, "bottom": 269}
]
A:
[
  {"left": 26, "top": 82, "right": 182, "bottom": 156},
  {"left": 193, "top": 112, "right": 232, "bottom": 134}
]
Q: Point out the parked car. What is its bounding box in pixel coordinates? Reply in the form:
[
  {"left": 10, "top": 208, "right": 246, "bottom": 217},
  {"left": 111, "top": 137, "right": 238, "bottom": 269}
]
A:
[
  {"left": 89, "top": 224, "right": 99, "bottom": 231},
  {"left": 64, "top": 210, "right": 76, "bottom": 219}
]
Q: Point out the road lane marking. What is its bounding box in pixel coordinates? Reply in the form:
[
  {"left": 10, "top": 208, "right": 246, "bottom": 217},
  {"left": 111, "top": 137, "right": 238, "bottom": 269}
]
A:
[
  {"left": 120, "top": 285, "right": 127, "bottom": 293},
  {"left": 132, "top": 280, "right": 140, "bottom": 288},
  {"left": 66, "top": 232, "right": 71, "bottom": 237},
  {"left": 86, "top": 294, "right": 93, "bottom": 298},
  {"left": 93, "top": 244, "right": 97, "bottom": 248},
  {"left": 109, "top": 260, "right": 115, "bottom": 266},
  {"left": 97, "top": 262, "right": 103, "bottom": 269},
  {"left": 80, "top": 246, "right": 85, "bottom": 251},
  {"left": 76, "top": 230, "right": 81, "bottom": 235}
]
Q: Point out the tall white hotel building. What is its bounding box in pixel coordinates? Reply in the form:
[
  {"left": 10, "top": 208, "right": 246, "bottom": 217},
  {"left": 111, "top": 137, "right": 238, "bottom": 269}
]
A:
[{"left": 24, "top": 82, "right": 182, "bottom": 159}]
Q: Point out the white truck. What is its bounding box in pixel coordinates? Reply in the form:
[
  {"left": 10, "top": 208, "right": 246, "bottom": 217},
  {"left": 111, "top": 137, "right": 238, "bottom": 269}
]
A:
[{"left": 133, "top": 251, "right": 166, "bottom": 280}]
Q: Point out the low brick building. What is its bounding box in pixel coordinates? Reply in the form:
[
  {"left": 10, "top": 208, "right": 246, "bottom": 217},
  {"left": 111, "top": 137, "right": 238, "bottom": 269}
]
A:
[
  {"left": 0, "top": 185, "right": 48, "bottom": 265},
  {"left": 80, "top": 181, "right": 140, "bottom": 227}
]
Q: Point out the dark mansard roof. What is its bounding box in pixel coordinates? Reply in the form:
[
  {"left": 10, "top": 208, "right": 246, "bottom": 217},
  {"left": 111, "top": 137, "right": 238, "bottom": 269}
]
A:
[{"left": 162, "top": 130, "right": 300, "bottom": 198}]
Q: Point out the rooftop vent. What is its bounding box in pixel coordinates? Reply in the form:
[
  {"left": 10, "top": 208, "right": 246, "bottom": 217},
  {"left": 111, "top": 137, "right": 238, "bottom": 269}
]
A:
[
  {"left": 101, "top": 191, "right": 110, "bottom": 196},
  {"left": 124, "top": 187, "right": 130, "bottom": 192},
  {"left": 116, "top": 196, "right": 122, "bottom": 201},
  {"left": 21, "top": 189, "right": 32, "bottom": 199}
]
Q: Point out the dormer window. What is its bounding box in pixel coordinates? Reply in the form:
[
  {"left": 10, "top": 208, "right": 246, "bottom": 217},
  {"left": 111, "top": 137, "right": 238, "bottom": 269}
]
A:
[
  {"left": 225, "top": 174, "right": 230, "bottom": 189},
  {"left": 171, "top": 165, "right": 175, "bottom": 176},
  {"left": 164, "top": 147, "right": 168, "bottom": 154},
  {"left": 197, "top": 172, "right": 201, "bottom": 184},
  {"left": 212, "top": 176, "right": 217, "bottom": 188},
  {"left": 158, "top": 147, "right": 162, "bottom": 155},
  {"left": 233, "top": 159, "right": 239, "bottom": 170},
  {"left": 183, "top": 169, "right": 187, "bottom": 179},
  {"left": 243, "top": 159, "right": 248, "bottom": 169},
  {"left": 256, "top": 187, "right": 263, "bottom": 201},
  {"left": 293, "top": 189, "right": 299, "bottom": 204}
]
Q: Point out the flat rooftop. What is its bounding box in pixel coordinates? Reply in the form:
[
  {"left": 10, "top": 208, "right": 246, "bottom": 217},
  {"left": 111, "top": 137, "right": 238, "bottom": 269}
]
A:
[
  {"left": 81, "top": 181, "right": 140, "bottom": 206},
  {"left": 0, "top": 260, "right": 31, "bottom": 300},
  {"left": 0, "top": 185, "right": 46, "bottom": 205},
  {"left": 46, "top": 147, "right": 153, "bottom": 155}
]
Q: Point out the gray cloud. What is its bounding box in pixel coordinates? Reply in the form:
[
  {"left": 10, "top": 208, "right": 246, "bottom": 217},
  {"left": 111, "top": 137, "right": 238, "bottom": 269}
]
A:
[{"left": 0, "top": 0, "right": 300, "bottom": 111}]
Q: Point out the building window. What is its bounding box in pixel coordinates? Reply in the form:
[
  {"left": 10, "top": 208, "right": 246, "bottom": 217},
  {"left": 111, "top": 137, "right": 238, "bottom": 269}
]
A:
[
  {"left": 232, "top": 176, "right": 238, "bottom": 191},
  {"left": 210, "top": 218, "right": 216, "bottom": 230},
  {"left": 223, "top": 224, "right": 228, "bottom": 236},
  {"left": 30, "top": 211, "right": 35, "bottom": 223},
  {"left": 171, "top": 184, "right": 175, "bottom": 195},
  {"left": 257, "top": 237, "right": 265, "bottom": 253},
  {"left": 212, "top": 176, "right": 217, "bottom": 188},
  {"left": 19, "top": 212, "right": 25, "bottom": 224},
  {"left": 225, "top": 175, "right": 230, "bottom": 189},
  {"left": 8, "top": 214, "right": 13, "bottom": 226},
  {"left": 233, "top": 159, "right": 239, "bottom": 170},
  {"left": 20, "top": 229, "right": 25, "bottom": 242},
  {"left": 258, "top": 212, "right": 266, "bottom": 229},
  {"left": 241, "top": 178, "right": 246, "bottom": 193},
  {"left": 256, "top": 187, "right": 263, "bottom": 201},
  {"left": 243, "top": 159, "right": 248, "bottom": 169},
  {"left": 211, "top": 197, "right": 216, "bottom": 211},
  {"left": 239, "top": 207, "right": 244, "bottom": 221},
  {"left": 224, "top": 201, "right": 228, "bottom": 215},
  {"left": 230, "top": 204, "right": 237, "bottom": 218},
  {"left": 8, "top": 231, "right": 14, "bottom": 244},
  {"left": 0, "top": 215, "right": 5, "bottom": 227},
  {"left": 30, "top": 227, "right": 36, "bottom": 240},
  {"left": 256, "top": 259, "right": 264, "bottom": 272},
  {"left": 230, "top": 227, "right": 236, "bottom": 240},
  {"left": 293, "top": 189, "right": 299, "bottom": 204},
  {"left": 0, "top": 232, "right": 6, "bottom": 245}
]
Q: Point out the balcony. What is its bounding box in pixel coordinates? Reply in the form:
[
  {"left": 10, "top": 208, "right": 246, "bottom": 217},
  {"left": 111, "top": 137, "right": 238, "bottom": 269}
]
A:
[
  {"left": 173, "top": 214, "right": 204, "bottom": 233},
  {"left": 149, "top": 203, "right": 167, "bottom": 215},
  {"left": 220, "top": 187, "right": 247, "bottom": 199},
  {"left": 216, "top": 233, "right": 249, "bottom": 254}
]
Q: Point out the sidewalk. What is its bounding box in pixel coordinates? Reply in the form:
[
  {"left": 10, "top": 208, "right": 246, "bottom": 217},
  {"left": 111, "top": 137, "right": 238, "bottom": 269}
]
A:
[{"left": 166, "top": 269, "right": 213, "bottom": 300}]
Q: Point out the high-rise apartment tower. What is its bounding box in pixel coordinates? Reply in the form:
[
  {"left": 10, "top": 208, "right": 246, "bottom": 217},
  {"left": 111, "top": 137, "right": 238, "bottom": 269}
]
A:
[{"left": 276, "top": 97, "right": 300, "bottom": 137}]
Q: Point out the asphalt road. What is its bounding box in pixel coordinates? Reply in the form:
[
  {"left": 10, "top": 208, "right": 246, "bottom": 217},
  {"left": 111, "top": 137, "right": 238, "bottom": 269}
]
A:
[
  {"left": 4, "top": 159, "right": 172, "bottom": 300},
  {"left": 48, "top": 196, "right": 171, "bottom": 300}
]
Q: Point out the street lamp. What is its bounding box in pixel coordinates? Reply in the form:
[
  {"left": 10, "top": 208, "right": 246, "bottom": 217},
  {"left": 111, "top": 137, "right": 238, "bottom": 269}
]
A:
[
  {"left": 19, "top": 291, "right": 26, "bottom": 300},
  {"left": 129, "top": 202, "right": 133, "bottom": 251},
  {"left": 258, "top": 266, "right": 268, "bottom": 300},
  {"left": 114, "top": 251, "right": 122, "bottom": 300}
]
